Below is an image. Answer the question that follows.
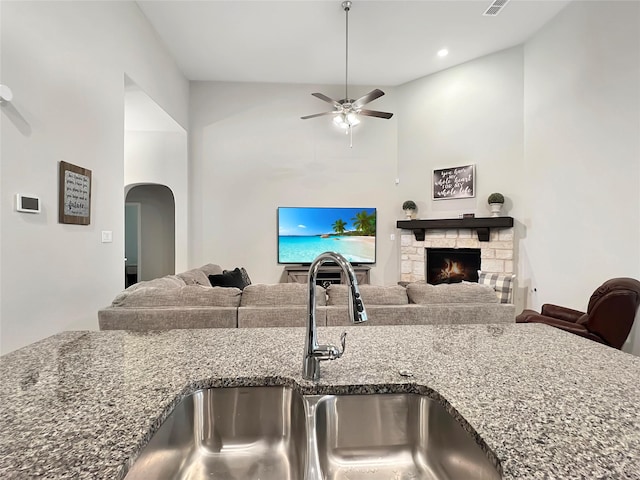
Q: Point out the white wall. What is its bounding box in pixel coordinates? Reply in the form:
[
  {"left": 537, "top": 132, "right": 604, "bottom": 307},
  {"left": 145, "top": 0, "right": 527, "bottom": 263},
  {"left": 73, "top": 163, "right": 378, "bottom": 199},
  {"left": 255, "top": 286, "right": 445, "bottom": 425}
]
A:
[
  {"left": 397, "top": 46, "right": 524, "bottom": 219},
  {"left": 124, "top": 130, "right": 188, "bottom": 273},
  {"left": 0, "top": 1, "right": 188, "bottom": 353},
  {"left": 189, "top": 81, "right": 398, "bottom": 285},
  {"left": 522, "top": 1, "right": 640, "bottom": 353}
]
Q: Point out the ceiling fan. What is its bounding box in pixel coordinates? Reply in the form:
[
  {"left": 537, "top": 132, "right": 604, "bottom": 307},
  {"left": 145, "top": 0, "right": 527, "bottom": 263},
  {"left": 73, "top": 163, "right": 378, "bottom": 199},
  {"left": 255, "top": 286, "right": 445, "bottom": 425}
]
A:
[{"left": 301, "top": 1, "right": 393, "bottom": 145}]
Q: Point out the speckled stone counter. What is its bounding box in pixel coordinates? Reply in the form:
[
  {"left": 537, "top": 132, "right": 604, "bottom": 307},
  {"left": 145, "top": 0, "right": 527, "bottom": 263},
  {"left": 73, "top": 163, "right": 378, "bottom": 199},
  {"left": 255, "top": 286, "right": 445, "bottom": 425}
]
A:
[{"left": 1, "top": 324, "right": 639, "bottom": 479}]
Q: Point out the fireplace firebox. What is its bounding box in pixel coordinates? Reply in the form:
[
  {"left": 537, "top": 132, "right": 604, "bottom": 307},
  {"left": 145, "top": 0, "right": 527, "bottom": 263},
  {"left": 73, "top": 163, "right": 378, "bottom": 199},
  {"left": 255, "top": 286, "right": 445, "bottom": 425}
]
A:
[{"left": 426, "top": 248, "right": 481, "bottom": 285}]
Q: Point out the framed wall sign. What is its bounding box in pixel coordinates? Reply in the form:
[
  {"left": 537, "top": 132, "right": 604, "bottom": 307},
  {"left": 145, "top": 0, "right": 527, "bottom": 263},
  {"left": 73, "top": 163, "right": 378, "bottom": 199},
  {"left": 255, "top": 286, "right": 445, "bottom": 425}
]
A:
[
  {"left": 433, "top": 164, "right": 475, "bottom": 200},
  {"left": 59, "top": 161, "right": 92, "bottom": 225}
]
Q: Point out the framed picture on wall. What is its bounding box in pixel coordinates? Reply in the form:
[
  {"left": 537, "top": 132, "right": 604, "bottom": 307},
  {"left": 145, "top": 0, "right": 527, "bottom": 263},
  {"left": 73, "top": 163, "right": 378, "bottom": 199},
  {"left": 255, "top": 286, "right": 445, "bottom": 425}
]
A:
[
  {"left": 59, "top": 161, "right": 92, "bottom": 225},
  {"left": 433, "top": 164, "right": 475, "bottom": 200}
]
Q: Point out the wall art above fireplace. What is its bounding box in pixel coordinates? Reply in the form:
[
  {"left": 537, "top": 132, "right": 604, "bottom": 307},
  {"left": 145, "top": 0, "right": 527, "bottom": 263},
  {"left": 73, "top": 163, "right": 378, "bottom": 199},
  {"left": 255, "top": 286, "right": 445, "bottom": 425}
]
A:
[{"left": 433, "top": 164, "right": 475, "bottom": 200}]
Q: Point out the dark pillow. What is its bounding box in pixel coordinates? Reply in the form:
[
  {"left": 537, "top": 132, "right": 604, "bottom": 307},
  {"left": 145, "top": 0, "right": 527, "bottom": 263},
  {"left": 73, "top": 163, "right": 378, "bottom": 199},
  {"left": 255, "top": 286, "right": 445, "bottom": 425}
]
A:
[
  {"left": 209, "top": 267, "right": 251, "bottom": 290},
  {"left": 224, "top": 267, "right": 251, "bottom": 287}
]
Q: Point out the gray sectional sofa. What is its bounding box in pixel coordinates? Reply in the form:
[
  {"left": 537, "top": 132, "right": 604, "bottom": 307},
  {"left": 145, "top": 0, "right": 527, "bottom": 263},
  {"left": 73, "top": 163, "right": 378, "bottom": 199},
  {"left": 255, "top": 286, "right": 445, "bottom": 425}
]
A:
[
  {"left": 326, "top": 282, "right": 514, "bottom": 326},
  {"left": 98, "top": 263, "right": 515, "bottom": 331},
  {"left": 98, "top": 264, "right": 327, "bottom": 331}
]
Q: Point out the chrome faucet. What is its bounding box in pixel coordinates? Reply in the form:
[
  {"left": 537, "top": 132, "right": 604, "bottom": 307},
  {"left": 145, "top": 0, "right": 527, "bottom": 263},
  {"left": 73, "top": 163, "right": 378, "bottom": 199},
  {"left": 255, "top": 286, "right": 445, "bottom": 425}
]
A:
[{"left": 303, "top": 251, "right": 368, "bottom": 381}]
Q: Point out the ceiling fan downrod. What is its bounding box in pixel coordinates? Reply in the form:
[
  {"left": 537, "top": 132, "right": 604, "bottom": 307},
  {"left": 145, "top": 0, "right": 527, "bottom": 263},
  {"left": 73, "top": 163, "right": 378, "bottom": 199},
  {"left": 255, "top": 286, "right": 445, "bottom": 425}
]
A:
[
  {"left": 343, "top": 1, "right": 351, "bottom": 102},
  {"left": 300, "top": 0, "right": 394, "bottom": 145}
]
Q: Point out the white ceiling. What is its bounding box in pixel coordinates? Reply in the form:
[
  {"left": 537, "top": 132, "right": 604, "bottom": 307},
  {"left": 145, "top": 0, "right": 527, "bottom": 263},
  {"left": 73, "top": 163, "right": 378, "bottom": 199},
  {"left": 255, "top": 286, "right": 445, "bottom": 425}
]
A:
[{"left": 136, "top": 0, "right": 570, "bottom": 86}]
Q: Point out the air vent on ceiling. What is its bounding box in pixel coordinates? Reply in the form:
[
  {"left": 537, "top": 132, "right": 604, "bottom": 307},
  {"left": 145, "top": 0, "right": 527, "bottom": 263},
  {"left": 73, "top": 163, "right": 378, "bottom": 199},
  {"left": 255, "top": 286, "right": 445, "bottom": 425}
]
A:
[{"left": 483, "top": 0, "right": 511, "bottom": 16}]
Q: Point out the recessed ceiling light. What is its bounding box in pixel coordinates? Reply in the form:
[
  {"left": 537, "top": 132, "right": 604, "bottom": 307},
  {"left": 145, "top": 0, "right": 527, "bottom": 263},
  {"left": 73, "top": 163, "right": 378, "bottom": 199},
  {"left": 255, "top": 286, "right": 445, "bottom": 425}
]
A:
[{"left": 437, "top": 49, "right": 449, "bottom": 58}]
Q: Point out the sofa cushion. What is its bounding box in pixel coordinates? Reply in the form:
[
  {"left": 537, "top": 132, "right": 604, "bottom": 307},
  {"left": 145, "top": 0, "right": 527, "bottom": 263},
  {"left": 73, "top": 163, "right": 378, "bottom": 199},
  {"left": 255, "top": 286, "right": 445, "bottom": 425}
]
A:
[
  {"left": 327, "top": 284, "right": 408, "bottom": 306},
  {"left": 112, "top": 285, "right": 242, "bottom": 308},
  {"left": 177, "top": 268, "right": 211, "bottom": 286},
  {"left": 126, "top": 275, "right": 186, "bottom": 292},
  {"left": 238, "top": 306, "right": 327, "bottom": 328},
  {"left": 406, "top": 281, "right": 498, "bottom": 304},
  {"left": 478, "top": 271, "right": 515, "bottom": 304},
  {"left": 326, "top": 303, "right": 515, "bottom": 326},
  {"left": 99, "top": 307, "right": 238, "bottom": 330},
  {"left": 209, "top": 268, "right": 250, "bottom": 290},
  {"left": 240, "top": 283, "right": 326, "bottom": 307}
]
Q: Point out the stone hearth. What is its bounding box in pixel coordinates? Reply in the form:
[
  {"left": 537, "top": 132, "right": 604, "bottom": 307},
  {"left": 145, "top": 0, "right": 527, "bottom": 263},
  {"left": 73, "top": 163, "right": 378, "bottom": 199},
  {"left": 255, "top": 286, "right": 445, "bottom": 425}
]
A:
[{"left": 400, "top": 228, "right": 514, "bottom": 283}]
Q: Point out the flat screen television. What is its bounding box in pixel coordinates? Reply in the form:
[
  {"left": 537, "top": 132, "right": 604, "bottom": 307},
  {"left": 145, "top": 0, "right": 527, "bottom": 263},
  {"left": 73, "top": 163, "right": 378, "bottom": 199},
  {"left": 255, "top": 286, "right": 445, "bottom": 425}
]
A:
[{"left": 278, "top": 207, "right": 377, "bottom": 265}]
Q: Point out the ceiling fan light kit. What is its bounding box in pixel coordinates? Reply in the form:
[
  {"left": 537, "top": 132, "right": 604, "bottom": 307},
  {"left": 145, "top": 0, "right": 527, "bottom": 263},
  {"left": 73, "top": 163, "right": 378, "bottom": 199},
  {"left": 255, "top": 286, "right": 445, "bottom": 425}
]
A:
[
  {"left": 301, "top": 0, "right": 393, "bottom": 147},
  {"left": 333, "top": 111, "right": 360, "bottom": 130}
]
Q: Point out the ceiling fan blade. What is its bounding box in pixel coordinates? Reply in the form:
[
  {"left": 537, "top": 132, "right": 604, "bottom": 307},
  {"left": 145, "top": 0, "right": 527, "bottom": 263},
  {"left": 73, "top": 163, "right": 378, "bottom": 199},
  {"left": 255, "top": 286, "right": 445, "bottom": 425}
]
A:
[
  {"left": 352, "top": 89, "right": 385, "bottom": 109},
  {"left": 301, "top": 111, "right": 336, "bottom": 120},
  {"left": 312, "top": 93, "right": 341, "bottom": 107},
  {"left": 358, "top": 109, "right": 394, "bottom": 119}
]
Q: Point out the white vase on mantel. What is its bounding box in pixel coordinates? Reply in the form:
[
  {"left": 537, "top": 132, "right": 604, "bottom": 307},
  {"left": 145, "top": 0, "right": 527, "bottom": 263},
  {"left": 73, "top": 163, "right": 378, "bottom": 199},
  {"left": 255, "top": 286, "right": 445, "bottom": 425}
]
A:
[
  {"left": 404, "top": 209, "right": 416, "bottom": 220},
  {"left": 489, "top": 203, "right": 503, "bottom": 217}
]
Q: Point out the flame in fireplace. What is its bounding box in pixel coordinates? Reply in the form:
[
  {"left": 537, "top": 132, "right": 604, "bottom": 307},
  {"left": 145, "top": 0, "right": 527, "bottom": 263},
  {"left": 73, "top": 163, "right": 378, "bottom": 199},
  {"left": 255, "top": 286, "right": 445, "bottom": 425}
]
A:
[
  {"left": 437, "top": 258, "right": 465, "bottom": 280},
  {"left": 426, "top": 247, "right": 481, "bottom": 285}
]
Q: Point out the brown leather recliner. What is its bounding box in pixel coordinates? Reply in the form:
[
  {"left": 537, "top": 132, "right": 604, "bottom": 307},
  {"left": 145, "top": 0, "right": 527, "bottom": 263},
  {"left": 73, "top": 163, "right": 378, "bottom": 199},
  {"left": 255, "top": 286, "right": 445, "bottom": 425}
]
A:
[{"left": 516, "top": 277, "right": 640, "bottom": 349}]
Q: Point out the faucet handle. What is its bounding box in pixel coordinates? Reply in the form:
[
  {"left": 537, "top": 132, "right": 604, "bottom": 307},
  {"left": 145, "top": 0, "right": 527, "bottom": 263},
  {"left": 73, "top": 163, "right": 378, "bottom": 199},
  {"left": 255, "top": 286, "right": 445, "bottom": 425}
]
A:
[
  {"left": 317, "top": 331, "right": 348, "bottom": 361},
  {"left": 322, "top": 332, "right": 348, "bottom": 361}
]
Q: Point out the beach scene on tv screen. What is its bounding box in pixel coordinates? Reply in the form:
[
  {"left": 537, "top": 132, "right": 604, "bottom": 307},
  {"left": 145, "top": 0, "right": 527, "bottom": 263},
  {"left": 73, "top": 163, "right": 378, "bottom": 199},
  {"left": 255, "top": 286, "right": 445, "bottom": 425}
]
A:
[{"left": 278, "top": 207, "right": 376, "bottom": 263}]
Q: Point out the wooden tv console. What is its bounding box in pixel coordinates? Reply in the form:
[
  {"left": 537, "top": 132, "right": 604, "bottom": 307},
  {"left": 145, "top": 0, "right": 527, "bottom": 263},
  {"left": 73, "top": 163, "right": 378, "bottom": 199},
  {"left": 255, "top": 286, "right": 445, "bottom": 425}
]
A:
[{"left": 284, "top": 265, "right": 371, "bottom": 286}]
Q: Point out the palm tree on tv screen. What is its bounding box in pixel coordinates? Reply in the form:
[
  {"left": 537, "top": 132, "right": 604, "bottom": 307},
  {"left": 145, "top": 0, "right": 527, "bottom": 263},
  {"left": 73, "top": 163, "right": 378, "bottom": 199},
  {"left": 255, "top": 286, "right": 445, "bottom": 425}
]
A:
[
  {"left": 332, "top": 219, "right": 347, "bottom": 235},
  {"left": 352, "top": 211, "right": 375, "bottom": 236}
]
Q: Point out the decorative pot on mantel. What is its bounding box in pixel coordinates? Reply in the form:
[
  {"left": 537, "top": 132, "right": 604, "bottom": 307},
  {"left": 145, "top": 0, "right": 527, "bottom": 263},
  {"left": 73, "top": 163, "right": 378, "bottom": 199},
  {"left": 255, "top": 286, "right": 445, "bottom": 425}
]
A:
[
  {"left": 487, "top": 193, "right": 505, "bottom": 218},
  {"left": 489, "top": 203, "right": 503, "bottom": 217},
  {"left": 404, "top": 209, "right": 416, "bottom": 219},
  {"left": 402, "top": 200, "right": 417, "bottom": 220}
]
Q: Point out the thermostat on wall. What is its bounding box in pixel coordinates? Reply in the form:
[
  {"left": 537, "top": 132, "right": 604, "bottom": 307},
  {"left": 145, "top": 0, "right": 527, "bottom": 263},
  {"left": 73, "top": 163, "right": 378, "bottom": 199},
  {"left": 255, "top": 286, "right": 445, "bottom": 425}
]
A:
[{"left": 16, "top": 194, "right": 41, "bottom": 213}]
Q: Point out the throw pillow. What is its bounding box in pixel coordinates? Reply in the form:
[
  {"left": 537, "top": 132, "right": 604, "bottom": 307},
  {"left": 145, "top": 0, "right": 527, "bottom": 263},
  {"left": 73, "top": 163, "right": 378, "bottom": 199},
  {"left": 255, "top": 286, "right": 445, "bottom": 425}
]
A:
[
  {"left": 209, "top": 267, "right": 249, "bottom": 290},
  {"left": 224, "top": 267, "right": 252, "bottom": 288},
  {"left": 477, "top": 270, "right": 515, "bottom": 304}
]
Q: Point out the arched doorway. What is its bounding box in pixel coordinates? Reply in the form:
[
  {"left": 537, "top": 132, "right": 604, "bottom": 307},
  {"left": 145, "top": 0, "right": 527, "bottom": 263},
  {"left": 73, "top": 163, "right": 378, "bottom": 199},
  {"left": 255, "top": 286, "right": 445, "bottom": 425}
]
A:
[
  {"left": 125, "top": 184, "right": 175, "bottom": 285},
  {"left": 124, "top": 76, "right": 188, "bottom": 284}
]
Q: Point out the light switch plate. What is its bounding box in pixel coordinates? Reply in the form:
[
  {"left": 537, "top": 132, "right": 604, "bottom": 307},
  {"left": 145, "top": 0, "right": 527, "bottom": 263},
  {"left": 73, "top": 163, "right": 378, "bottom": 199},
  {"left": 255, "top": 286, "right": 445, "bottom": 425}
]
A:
[{"left": 101, "top": 231, "right": 113, "bottom": 243}]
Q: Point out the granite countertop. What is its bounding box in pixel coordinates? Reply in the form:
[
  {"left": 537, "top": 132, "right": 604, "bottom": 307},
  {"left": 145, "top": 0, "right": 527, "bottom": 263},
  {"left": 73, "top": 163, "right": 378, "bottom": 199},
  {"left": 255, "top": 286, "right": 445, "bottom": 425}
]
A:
[{"left": 1, "top": 323, "right": 639, "bottom": 479}]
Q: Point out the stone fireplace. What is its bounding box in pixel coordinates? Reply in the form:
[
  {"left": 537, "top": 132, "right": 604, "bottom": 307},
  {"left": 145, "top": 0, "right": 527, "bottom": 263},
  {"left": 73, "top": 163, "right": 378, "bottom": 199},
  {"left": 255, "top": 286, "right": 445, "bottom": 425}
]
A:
[{"left": 400, "top": 227, "right": 514, "bottom": 283}]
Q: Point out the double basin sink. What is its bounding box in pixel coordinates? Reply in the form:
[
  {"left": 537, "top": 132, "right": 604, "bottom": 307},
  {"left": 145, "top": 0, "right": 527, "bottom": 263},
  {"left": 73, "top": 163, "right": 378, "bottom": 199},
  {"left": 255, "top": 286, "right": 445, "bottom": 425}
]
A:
[{"left": 125, "top": 386, "right": 501, "bottom": 480}]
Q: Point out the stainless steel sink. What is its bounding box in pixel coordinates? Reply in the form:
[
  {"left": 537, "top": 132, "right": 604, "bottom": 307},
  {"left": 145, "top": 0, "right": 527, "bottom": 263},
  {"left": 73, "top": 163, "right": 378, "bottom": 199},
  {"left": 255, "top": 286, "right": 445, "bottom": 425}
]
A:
[
  {"left": 310, "top": 393, "right": 501, "bottom": 480},
  {"left": 125, "top": 386, "right": 307, "bottom": 480},
  {"left": 126, "top": 388, "right": 501, "bottom": 480}
]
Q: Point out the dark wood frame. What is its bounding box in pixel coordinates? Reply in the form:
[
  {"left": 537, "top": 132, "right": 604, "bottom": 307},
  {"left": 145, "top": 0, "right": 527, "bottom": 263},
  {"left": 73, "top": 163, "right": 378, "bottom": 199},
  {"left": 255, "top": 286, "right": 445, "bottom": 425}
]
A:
[{"left": 59, "top": 161, "right": 92, "bottom": 225}]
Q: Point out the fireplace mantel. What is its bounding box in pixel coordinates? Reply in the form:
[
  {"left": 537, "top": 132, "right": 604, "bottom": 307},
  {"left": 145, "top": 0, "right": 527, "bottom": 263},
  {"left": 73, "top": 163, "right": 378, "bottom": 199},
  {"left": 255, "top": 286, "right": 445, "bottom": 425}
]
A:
[{"left": 396, "top": 216, "right": 514, "bottom": 242}]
